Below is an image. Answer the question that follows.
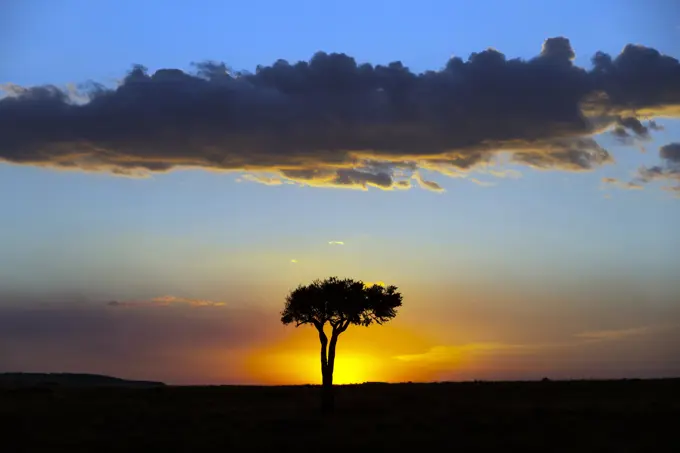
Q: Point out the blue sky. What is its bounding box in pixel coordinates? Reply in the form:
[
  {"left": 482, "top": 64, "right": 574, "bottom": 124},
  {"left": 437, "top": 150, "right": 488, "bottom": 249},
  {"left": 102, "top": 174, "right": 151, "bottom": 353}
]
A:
[{"left": 1, "top": 0, "right": 679, "bottom": 383}]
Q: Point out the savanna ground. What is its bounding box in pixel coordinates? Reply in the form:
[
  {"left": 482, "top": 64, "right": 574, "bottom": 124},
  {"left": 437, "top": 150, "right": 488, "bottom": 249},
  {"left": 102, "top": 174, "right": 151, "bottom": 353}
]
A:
[{"left": 2, "top": 379, "right": 679, "bottom": 452}]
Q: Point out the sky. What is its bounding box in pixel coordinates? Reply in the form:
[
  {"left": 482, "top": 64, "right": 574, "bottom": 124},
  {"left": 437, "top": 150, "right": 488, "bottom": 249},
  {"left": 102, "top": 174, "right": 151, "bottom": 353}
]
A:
[{"left": 1, "top": 0, "right": 679, "bottom": 385}]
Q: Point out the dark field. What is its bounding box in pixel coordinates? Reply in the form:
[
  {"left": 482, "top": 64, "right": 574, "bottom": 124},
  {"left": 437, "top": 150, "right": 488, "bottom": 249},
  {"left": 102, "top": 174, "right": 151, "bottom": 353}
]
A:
[{"left": 2, "top": 379, "right": 679, "bottom": 452}]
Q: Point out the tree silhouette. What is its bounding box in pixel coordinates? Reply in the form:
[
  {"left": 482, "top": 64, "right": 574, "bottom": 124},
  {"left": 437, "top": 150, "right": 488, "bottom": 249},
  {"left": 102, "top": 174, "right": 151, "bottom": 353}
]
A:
[{"left": 281, "top": 276, "right": 402, "bottom": 412}]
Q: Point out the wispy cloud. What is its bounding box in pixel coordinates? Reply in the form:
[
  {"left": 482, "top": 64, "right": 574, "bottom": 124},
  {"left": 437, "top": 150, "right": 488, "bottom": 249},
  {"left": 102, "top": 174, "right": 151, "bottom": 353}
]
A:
[
  {"left": 573, "top": 326, "right": 652, "bottom": 341},
  {"left": 601, "top": 177, "right": 644, "bottom": 190},
  {"left": 328, "top": 241, "right": 345, "bottom": 246},
  {"left": 661, "top": 185, "right": 680, "bottom": 197},
  {"left": 419, "top": 159, "right": 520, "bottom": 187},
  {"left": 487, "top": 168, "right": 523, "bottom": 179},
  {"left": 468, "top": 177, "right": 496, "bottom": 187},
  {"left": 394, "top": 342, "right": 537, "bottom": 363},
  {"left": 395, "top": 325, "right": 667, "bottom": 365},
  {"left": 412, "top": 172, "right": 445, "bottom": 192},
  {"left": 107, "top": 295, "right": 227, "bottom": 308},
  {"left": 238, "top": 173, "right": 285, "bottom": 186}
]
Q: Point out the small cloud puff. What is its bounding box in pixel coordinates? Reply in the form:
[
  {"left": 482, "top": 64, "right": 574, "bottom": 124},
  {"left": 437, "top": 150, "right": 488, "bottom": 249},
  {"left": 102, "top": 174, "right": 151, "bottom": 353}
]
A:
[{"left": 601, "top": 177, "right": 644, "bottom": 190}]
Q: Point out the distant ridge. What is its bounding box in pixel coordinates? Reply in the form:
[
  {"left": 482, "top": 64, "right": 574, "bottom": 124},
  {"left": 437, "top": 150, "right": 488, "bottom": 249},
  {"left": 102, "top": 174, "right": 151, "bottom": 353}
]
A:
[{"left": 0, "top": 372, "right": 165, "bottom": 388}]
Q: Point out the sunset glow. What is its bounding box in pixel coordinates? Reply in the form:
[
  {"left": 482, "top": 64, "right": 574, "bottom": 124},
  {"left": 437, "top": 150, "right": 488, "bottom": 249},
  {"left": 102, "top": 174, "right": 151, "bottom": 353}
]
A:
[{"left": 260, "top": 352, "right": 381, "bottom": 385}]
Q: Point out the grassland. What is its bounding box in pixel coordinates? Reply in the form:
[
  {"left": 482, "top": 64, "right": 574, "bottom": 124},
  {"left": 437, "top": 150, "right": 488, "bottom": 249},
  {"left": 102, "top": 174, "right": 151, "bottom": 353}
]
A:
[{"left": 2, "top": 379, "right": 679, "bottom": 451}]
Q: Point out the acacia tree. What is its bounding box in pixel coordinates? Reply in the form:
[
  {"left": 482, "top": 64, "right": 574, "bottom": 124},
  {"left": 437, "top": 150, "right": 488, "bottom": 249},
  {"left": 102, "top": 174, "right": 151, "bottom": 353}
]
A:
[{"left": 281, "top": 276, "right": 402, "bottom": 412}]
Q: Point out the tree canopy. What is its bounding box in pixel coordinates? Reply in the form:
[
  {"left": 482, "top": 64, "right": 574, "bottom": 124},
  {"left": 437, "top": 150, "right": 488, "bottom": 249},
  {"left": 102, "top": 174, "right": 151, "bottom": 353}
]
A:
[{"left": 281, "top": 276, "right": 402, "bottom": 332}]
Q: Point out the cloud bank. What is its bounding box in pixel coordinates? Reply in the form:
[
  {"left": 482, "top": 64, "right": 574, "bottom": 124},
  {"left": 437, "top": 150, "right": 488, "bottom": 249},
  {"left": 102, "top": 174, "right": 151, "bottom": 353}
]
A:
[{"left": 1, "top": 37, "right": 679, "bottom": 190}]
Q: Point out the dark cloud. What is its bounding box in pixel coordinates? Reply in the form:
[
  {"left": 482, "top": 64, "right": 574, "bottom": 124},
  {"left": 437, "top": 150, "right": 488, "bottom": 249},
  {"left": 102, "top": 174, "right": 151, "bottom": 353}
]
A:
[
  {"left": 648, "top": 120, "right": 664, "bottom": 131},
  {"left": 611, "top": 126, "right": 632, "bottom": 141},
  {"left": 610, "top": 116, "right": 651, "bottom": 144},
  {"left": 590, "top": 44, "right": 680, "bottom": 116},
  {"left": 633, "top": 142, "right": 680, "bottom": 194},
  {"left": 511, "top": 138, "right": 611, "bottom": 171},
  {"left": 659, "top": 142, "right": 680, "bottom": 162},
  {"left": 1, "top": 37, "right": 678, "bottom": 189}
]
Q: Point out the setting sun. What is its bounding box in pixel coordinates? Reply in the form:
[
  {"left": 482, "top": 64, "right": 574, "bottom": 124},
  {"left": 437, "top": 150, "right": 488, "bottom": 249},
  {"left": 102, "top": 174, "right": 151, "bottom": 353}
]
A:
[
  {"left": 310, "top": 352, "right": 379, "bottom": 385},
  {"left": 253, "top": 350, "right": 382, "bottom": 385},
  {"left": 332, "top": 354, "right": 376, "bottom": 384}
]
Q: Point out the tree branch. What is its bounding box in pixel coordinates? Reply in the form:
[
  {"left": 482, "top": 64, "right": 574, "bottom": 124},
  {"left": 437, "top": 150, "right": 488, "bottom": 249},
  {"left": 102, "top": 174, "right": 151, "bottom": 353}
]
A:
[
  {"left": 338, "top": 319, "right": 350, "bottom": 333},
  {"left": 331, "top": 317, "right": 349, "bottom": 335}
]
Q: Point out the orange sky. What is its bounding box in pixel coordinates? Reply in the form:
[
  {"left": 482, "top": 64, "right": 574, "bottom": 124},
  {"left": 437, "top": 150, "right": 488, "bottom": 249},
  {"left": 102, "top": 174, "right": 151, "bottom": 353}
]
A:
[
  {"left": 1, "top": 278, "right": 679, "bottom": 384},
  {"left": 245, "top": 321, "right": 438, "bottom": 385}
]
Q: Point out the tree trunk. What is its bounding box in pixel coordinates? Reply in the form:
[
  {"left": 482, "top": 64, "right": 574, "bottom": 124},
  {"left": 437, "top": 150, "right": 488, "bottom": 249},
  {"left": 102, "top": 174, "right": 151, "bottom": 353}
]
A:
[
  {"left": 318, "top": 330, "right": 334, "bottom": 413},
  {"left": 321, "top": 333, "right": 339, "bottom": 413},
  {"left": 321, "top": 368, "right": 334, "bottom": 413}
]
